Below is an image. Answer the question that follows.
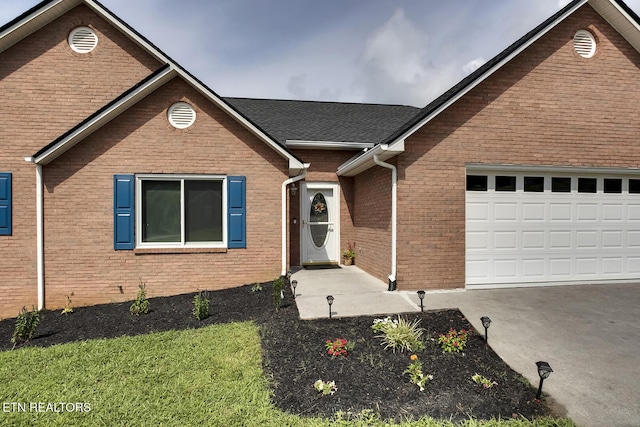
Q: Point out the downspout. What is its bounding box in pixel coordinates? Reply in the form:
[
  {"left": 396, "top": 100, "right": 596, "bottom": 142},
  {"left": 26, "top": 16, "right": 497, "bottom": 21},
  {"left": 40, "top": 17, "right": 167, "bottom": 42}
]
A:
[
  {"left": 373, "top": 153, "right": 397, "bottom": 291},
  {"left": 24, "top": 158, "right": 44, "bottom": 310},
  {"left": 282, "top": 165, "right": 309, "bottom": 276}
]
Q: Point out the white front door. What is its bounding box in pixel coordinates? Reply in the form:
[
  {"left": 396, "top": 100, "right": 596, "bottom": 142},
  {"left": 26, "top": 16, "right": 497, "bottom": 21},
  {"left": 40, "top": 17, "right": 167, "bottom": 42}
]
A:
[{"left": 301, "top": 183, "right": 340, "bottom": 264}]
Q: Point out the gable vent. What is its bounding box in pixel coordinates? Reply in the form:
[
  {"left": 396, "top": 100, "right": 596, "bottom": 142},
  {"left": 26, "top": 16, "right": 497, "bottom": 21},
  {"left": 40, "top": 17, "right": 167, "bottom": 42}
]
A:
[
  {"left": 68, "top": 27, "right": 98, "bottom": 53},
  {"left": 168, "top": 102, "right": 196, "bottom": 129},
  {"left": 573, "top": 30, "right": 596, "bottom": 58}
]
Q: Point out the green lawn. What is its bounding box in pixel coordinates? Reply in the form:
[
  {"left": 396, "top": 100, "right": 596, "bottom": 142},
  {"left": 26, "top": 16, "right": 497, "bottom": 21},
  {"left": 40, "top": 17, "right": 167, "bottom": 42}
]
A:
[{"left": 0, "top": 323, "right": 574, "bottom": 427}]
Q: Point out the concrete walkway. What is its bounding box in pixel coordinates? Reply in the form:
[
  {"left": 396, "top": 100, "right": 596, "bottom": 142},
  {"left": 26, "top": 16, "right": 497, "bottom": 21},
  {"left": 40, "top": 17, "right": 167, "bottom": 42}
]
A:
[{"left": 291, "top": 266, "right": 640, "bottom": 427}]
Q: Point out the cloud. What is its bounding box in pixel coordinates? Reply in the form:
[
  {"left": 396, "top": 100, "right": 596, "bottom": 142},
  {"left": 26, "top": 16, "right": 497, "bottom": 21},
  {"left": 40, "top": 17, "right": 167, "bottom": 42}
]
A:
[
  {"left": 353, "top": 8, "right": 462, "bottom": 106},
  {"left": 463, "top": 57, "right": 486, "bottom": 74},
  {"left": 287, "top": 74, "right": 307, "bottom": 99}
]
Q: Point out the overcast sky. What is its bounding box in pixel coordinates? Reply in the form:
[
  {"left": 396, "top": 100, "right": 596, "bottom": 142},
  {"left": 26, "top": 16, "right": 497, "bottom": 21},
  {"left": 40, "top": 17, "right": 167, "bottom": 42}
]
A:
[{"left": 2, "top": 0, "right": 640, "bottom": 107}]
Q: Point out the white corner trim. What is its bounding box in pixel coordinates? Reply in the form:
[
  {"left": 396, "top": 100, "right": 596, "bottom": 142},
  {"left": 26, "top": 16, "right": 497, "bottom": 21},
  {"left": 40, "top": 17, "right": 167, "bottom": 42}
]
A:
[{"left": 373, "top": 154, "right": 397, "bottom": 286}]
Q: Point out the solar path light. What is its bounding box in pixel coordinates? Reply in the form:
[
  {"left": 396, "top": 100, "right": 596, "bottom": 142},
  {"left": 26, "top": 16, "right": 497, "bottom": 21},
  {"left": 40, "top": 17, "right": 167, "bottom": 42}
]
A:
[
  {"left": 417, "top": 290, "right": 425, "bottom": 312},
  {"left": 326, "top": 295, "right": 334, "bottom": 319},
  {"left": 535, "top": 361, "right": 553, "bottom": 400},
  {"left": 291, "top": 280, "right": 298, "bottom": 299},
  {"left": 480, "top": 316, "right": 491, "bottom": 343}
]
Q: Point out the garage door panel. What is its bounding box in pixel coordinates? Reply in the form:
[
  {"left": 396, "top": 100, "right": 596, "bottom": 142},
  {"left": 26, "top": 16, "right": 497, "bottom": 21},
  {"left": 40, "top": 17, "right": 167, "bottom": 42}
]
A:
[
  {"left": 550, "top": 204, "right": 572, "bottom": 221},
  {"left": 494, "top": 203, "right": 517, "bottom": 221},
  {"left": 466, "top": 170, "right": 640, "bottom": 286},
  {"left": 522, "top": 231, "right": 544, "bottom": 249},
  {"left": 523, "top": 203, "right": 545, "bottom": 221},
  {"left": 603, "top": 204, "right": 623, "bottom": 221},
  {"left": 577, "top": 204, "right": 598, "bottom": 221},
  {"left": 602, "top": 257, "right": 623, "bottom": 275}
]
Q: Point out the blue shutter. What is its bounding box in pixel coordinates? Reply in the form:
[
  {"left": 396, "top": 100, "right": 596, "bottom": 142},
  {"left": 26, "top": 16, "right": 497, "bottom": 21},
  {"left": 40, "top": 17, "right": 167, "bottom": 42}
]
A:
[
  {"left": 0, "top": 173, "right": 11, "bottom": 236},
  {"left": 114, "top": 175, "right": 134, "bottom": 250},
  {"left": 227, "top": 176, "right": 246, "bottom": 249}
]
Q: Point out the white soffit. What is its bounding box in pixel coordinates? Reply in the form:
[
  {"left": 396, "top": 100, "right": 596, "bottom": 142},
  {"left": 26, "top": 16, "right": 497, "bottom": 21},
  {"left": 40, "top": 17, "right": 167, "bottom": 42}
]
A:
[
  {"left": 0, "top": 0, "right": 81, "bottom": 54},
  {"left": 589, "top": 0, "right": 640, "bottom": 53}
]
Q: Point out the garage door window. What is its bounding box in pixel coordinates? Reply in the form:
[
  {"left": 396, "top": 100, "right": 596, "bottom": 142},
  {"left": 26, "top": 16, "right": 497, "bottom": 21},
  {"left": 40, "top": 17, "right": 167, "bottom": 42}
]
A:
[
  {"left": 524, "top": 177, "right": 544, "bottom": 192},
  {"left": 630, "top": 179, "right": 640, "bottom": 194},
  {"left": 467, "top": 175, "right": 487, "bottom": 191},
  {"left": 552, "top": 177, "right": 571, "bottom": 192},
  {"left": 578, "top": 178, "right": 597, "bottom": 193},
  {"left": 604, "top": 179, "right": 622, "bottom": 194},
  {"left": 496, "top": 176, "right": 516, "bottom": 191}
]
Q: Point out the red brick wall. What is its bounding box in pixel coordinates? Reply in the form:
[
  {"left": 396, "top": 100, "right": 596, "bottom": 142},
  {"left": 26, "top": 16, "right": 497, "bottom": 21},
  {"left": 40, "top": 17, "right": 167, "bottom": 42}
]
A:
[
  {"left": 397, "top": 4, "right": 640, "bottom": 290},
  {"left": 0, "top": 5, "right": 161, "bottom": 317},
  {"left": 290, "top": 150, "right": 355, "bottom": 266},
  {"left": 353, "top": 165, "right": 393, "bottom": 283},
  {"left": 42, "top": 78, "right": 289, "bottom": 310}
]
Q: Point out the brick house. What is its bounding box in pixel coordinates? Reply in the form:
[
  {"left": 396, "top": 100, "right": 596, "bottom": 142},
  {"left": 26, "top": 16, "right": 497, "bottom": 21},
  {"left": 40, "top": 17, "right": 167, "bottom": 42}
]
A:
[{"left": 2, "top": 0, "right": 640, "bottom": 317}]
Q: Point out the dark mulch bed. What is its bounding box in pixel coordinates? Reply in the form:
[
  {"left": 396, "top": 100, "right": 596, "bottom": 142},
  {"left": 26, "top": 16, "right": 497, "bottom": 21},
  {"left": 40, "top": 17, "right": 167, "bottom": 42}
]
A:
[{"left": 0, "top": 281, "right": 559, "bottom": 423}]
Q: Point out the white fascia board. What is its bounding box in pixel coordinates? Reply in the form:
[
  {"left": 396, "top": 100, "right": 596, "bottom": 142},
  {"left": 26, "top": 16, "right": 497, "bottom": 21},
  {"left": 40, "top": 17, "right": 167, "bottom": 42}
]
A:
[
  {"left": 0, "top": 0, "right": 80, "bottom": 54},
  {"left": 337, "top": 140, "right": 405, "bottom": 177},
  {"left": 386, "top": 0, "right": 588, "bottom": 148},
  {"left": 285, "top": 140, "right": 376, "bottom": 150},
  {"left": 34, "top": 67, "right": 176, "bottom": 165}
]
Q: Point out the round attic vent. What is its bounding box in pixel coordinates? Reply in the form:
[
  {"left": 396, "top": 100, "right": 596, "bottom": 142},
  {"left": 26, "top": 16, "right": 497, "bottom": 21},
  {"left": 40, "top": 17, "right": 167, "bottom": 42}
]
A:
[
  {"left": 68, "top": 26, "right": 98, "bottom": 53},
  {"left": 573, "top": 30, "right": 596, "bottom": 58},
  {"left": 168, "top": 102, "right": 196, "bottom": 129}
]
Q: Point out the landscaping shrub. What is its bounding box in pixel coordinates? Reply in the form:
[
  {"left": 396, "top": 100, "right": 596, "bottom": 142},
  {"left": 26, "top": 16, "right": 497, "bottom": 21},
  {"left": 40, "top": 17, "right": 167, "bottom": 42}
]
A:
[
  {"left": 272, "top": 277, "right": 284, "bottom": 311},
  {"left": 130, "top": 283, "right": 149, "bottom": 316},
  {"left": 438, "top": 328, "right": 469, "bottom": 353},
  {"left": 11, "top": 306, "right": 40, "bottom": 349},
  {"left": 373, "top": 315, "right": 425, "bottom": 353},
  {"left": 192, "top": 290, "right": 210, "bottom": 320}
]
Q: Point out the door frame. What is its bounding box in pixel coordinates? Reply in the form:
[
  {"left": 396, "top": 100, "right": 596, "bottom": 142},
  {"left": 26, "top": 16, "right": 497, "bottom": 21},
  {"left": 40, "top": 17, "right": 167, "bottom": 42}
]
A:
[{"left": 300, "top": 182, "right": 341, "bottom": 265}]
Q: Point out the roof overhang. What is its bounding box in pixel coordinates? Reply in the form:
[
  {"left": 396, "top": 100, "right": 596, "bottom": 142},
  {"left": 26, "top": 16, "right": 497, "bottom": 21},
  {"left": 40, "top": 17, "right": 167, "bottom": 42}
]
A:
[
  {"left": 337, "top": 141, "right": 405, "bottom": 177},
  {"left": 9, "top": 0, "right": 305, "bottom": 175},
  {"left": 590, "top": 0, "right": 640, "bottom": 52},
  {"left": 29, "top": 66, "right": 176, "bottom": 165},
  {"left": 285, "top": 140, "right": 375, "bottom": 151}
]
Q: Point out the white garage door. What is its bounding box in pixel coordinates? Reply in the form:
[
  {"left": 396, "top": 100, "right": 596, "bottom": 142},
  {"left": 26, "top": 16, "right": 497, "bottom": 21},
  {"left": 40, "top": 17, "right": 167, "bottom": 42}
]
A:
[{"left": 466, "top": 169, "right": 640, "bottom": 287}]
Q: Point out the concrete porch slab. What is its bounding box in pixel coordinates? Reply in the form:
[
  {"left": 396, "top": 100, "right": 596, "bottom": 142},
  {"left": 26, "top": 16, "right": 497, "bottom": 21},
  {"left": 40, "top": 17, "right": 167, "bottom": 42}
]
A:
[{"left": 291, "top": 265, "right": 418, "bottom": 319}]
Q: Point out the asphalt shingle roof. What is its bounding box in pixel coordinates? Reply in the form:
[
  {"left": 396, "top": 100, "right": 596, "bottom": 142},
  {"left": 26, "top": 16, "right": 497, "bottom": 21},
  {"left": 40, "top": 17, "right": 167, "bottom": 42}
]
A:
[{"left": 224, "top": 98, "right": 421, "bottom": 146}]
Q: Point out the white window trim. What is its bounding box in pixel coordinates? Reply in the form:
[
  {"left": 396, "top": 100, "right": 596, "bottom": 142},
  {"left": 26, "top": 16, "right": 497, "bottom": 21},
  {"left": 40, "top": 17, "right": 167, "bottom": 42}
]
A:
[{"left": 135, "top": 174, "right": 227, "bottom": 249}]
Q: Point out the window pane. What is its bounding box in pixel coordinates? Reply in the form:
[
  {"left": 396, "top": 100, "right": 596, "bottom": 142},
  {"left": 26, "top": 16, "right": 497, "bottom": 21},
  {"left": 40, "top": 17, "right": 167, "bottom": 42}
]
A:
[
  {"left": 630, "top": 179, "right": 640, "bottom": 194},
  {"left": 466, "top": 175, "right": 487, "bottom": 191},
  {"left": 185, "top": 180, "right": 223, "bottom": 242},
  {"left": 496, "top": 176, "right": 516, "bottom": 192},
  {"left": 524, "top": 176, "right": 544, "bottom": 192},
  {"left": 552, "top": 177, "right": 571, "bottom": 193},
  {"left": 604, "top": 178, "right": 622, "bottom": 194},
  {"left": 578, "top": 178, "right": 597, "bottom": 193},
  {"left": 142, "top": 181, "right": 180, "bottom": 242}
]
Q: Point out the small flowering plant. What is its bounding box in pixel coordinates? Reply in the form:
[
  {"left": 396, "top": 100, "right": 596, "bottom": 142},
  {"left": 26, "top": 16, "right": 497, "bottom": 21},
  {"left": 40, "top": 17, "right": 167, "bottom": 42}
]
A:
[
  {"left": 325, "top": 338, "right": 354, "bottom": 357},
  {"left": 403, "top": 355, "right": 433, "bottom": 391},
  {"left": 371, "top": 316, "right": 398, "bottom": 333},
  {"left": 472, "top": 373, "right": 498, "bottom": 389},
  {"left": 438, "top": 328, "right": 469, "bottom": 353},
  {"left": 314, "top": 379, "right": 337, "bottom": 395}
]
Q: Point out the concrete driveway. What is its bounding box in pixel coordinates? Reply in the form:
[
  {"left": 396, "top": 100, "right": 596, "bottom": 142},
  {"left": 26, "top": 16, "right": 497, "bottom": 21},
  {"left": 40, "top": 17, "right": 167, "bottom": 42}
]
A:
[
  {"left": 292, "top": 267, "right": 640, "bottom": 427},
  {"left": 413, "top": 283, "right": 640, "bottom": 427}
]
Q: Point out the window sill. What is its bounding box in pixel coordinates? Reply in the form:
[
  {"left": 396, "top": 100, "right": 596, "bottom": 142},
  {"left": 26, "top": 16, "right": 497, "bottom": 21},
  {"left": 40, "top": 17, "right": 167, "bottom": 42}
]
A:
[{"left": 134, "top": 247, "right": 228, "bottom": 255}]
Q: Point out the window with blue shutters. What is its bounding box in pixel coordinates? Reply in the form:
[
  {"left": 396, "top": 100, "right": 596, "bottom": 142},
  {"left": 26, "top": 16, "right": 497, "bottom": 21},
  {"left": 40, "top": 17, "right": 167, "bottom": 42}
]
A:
[
  {"left": 0, "top": 173, "right": 12, "bottom": 236},
  {"left": 120, "top": 174, "right": 246, "bottom": 250}
]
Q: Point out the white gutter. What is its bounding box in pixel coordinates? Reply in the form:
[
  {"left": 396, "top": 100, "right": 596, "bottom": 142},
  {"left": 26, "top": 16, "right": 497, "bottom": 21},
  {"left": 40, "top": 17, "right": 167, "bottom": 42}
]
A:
[
  {"left": 24, "top": 157, "right": 44, "bottom": 310},
  {"left": 285, "top": 140, "right": 375, "bottom": 151},
  {"left": 281, "top": 165, "right": 309, "bottom": 276},
  {"left": 373, "top": 152, "right": 397, "bottom": 291}
]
